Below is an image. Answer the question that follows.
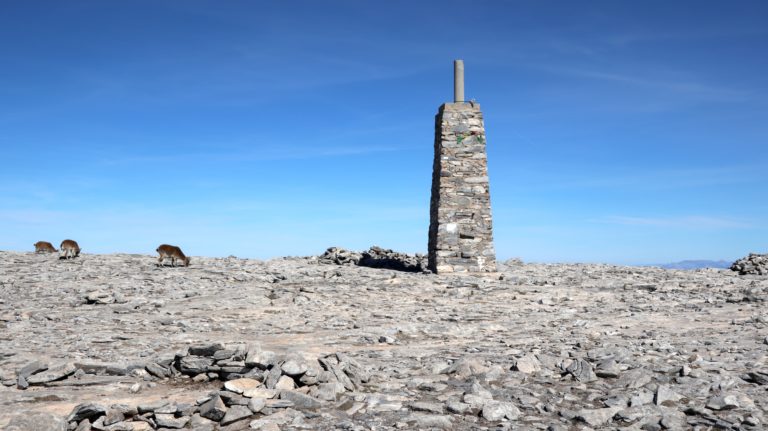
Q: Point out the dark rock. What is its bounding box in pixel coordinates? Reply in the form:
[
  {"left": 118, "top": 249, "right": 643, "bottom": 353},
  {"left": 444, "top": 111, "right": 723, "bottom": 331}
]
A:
[
  {"left": 409, "top": 401, "right": 445, "bottom": 414},
  {"left": 264, "top": 365, "right": 282, "bottom": 389},
  {"left": 189, "top": 343, "right": 225, "bottom": 357},
  {"left": 564, "top": 359, "right": 597, "bottom": 383},
  {"left": 145, "top": 362, "right": 171, "bottom": 379},
  {"left": 218, "top": 391, "right": 249, "bottom": 406},
  {"left": 67, "top": 403, "right": 106, "bottom": 423},
  {"left": 179, "top": 356, "right": 214, "bottom": 375},
  {"left": 319, "top": 246, "right": 427, "bottom": 272},
  {"left": 16, "top": 374, "right": 28, "bottom": 390},
  {"left": 220, "top": 405, "right": 253, "bottom": 426},
  {"left": 746, "top": 370, "right": 768, "bottom": 385},
  {"left": 279, "top": 390, "right": 322, "bottom": 410},
  {"left": 200, "top": 395, "right": 227, "bottom": 422}
]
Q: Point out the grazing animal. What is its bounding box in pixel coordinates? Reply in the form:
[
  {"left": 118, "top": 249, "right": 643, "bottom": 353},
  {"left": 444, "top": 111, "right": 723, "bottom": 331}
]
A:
[
  {"left": 156, "top": 244, "right": 190, "bottom": 267},
  {"left": 34, "top": 241, "right": 57, "bottom": 253},
  {"left": 60, "top": 239, "right": 81, "bottom": 259}
]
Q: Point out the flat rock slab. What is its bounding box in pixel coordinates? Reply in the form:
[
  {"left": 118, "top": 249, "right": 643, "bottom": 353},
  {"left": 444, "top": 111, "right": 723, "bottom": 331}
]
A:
[
  {"left": 5, "top": 412, "right": 67, "bottom": 431},
  {"left": 26, "top": 363, "right": 76, "bottom": 384},
  {"left": 224, "top": 378, "right": 261, "bottom": 394}
]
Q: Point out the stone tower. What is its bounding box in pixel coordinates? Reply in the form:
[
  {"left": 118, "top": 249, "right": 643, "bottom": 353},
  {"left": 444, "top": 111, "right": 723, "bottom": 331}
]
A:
[{"left": 428, "top": 60, "right": 496, "bottom": 274}]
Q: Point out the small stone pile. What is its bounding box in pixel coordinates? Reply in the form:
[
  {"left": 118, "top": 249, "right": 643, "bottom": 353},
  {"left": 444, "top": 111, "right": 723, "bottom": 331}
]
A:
[
  {"left": 358, "top": 246, "right": 428, "bottom": 273},
  {"left": 730, "top": 253, "right": 768, "bottom": 275},
  {"left": 318, "top": 246, "right": 428, "bottom": 273},
  {"left": 317, "top": 247, "right": 361, "bottom": 266},
  {"left": 27, "top": 343, "right": 369, "bottom": 430}
]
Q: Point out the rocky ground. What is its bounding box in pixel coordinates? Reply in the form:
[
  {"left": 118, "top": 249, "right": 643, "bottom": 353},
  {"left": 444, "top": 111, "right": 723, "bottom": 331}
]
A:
[{"left": 0, "top": 250, "right": 766, "bottom": 430}]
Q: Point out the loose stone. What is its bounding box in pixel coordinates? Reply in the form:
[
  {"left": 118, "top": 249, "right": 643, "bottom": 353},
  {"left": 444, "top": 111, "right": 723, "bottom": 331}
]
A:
[
  {"left": 200, "top": 395, "right": 227, "bottom": 421},
  {"left": 481, "top": 400, "right": 520, "bottom": 421},
  {"left": 154, "top": 413, "right": 189, "bottom": 429},
  {"left": 220, "top": 405, "right": 253, "bottom": 426},
  {"left": 706, "top": 395, "right": 739, "bottom": 410},
  {"left": 67, "top": 403, "right": 107, "bottom": 423},
  {"left": 273, "top": 375, "right": 296, "bottom": 390},
  {"left": 576, "top": 407, "right": 621, "bottom": 427},
  {"left": 279, "top": 390, "right": 322, "bottom": 410},
  {"left": 224, "top": 378, "right": 262, "bottom": 394},
  {"left": 26, "top": 362, "right": 76, "bottom": 384},
  {"left": 247, "top": 397, "right": 266, "bottom": 413},
  {"left": 513, "top": 354, "right": 541, "bottom": 374}
]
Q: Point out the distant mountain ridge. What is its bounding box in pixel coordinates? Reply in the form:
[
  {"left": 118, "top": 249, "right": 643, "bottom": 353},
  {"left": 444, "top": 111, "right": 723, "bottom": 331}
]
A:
[{"left": 650, "top": 260, "right": 731, "bottom": 270}]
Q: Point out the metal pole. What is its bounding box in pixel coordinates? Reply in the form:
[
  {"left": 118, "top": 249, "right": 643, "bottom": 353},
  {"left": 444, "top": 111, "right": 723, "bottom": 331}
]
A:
[{"left": 454, "top": 60, "right": 464, "bottom": 103}]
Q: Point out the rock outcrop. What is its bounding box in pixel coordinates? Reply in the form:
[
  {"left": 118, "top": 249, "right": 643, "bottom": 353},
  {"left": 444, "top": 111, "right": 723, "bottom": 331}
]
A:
[
  {"left": 731, "top": 253, "right": 768, "bottom": 275},
  {"left": 1, "top": 251, "right": 767, "bottom": 430}
]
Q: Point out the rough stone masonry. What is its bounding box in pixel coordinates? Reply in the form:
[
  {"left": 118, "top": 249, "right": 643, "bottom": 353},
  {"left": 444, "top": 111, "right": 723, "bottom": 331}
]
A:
[{"left": 428, "top": 60, "right": 497, "bottom": 274}]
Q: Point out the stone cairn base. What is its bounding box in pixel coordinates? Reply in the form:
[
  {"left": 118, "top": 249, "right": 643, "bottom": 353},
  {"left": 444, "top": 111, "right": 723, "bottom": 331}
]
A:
[{"left": 428, "top": 102, "right": 496, "bottom": 274}]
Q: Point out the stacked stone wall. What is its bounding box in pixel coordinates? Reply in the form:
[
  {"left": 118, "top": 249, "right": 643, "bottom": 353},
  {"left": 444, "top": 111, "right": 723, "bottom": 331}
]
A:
[{"left": 428, "top": 102, "right": 496, "bottom": 273}]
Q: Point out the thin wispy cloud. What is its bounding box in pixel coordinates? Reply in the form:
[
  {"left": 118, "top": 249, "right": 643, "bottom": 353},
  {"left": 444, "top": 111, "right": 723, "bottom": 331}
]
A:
[
  {"left": 96, "top": 121, "right": 420, "bottom": 166},
  {"left": 604, "top": 27, "right": 768, "bottom": 47},
  {"left": 532, "top": 65, "right": 752, "bottom": 104},
  {"left": 594, "top": 215, "right": 754, "bottom": 229},
  {"left": 98, "top": 145, "right": 402, "bottom": 166},
  {"left": 508, "top": 164, "right": 767, "bottom": 192},
  {"left": 0, "top": 209, "right": 70, "bottom": 225},
  {"left": 560, "top": 69, "right": 751, "bottom": 103}
]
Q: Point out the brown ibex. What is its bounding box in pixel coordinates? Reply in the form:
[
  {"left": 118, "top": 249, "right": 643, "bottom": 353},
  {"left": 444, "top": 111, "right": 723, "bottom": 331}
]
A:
[
  {"left": 60, "top": 239, "right": 81, "bottom": 259},
  {"left": 156, "top": 244, "right": 190, "bottom": 267},
  {"left": 34, "top": 241, "right": 57, "bottom": 253}
]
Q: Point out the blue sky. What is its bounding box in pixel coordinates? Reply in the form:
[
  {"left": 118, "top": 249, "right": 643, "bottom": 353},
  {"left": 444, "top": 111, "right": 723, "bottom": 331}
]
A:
[{"left": 1, "top": 1, "right": 766, "bottom": 264}]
